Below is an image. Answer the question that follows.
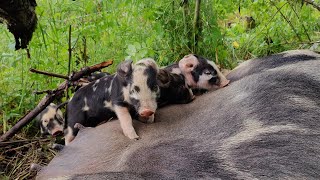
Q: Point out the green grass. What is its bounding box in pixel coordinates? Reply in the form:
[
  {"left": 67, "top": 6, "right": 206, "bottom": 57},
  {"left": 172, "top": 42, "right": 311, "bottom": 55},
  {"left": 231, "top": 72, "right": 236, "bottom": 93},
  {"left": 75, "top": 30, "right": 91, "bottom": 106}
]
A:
[{"left": 0, "top": 0, "right": 319, "bottom": 136}]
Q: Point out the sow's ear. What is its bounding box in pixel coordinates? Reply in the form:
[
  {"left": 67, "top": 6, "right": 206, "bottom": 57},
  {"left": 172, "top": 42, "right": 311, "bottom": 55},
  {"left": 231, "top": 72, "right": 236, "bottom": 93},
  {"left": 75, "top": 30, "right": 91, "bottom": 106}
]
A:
[
  {"left": 117, "top": 60, "right": 133, "bottom": 78},
  {"left": 178, "top": 54, "right": 198, "bottom": 73},
  {"left": 157, "top": 69, "right": 171, "bottom": 88}
]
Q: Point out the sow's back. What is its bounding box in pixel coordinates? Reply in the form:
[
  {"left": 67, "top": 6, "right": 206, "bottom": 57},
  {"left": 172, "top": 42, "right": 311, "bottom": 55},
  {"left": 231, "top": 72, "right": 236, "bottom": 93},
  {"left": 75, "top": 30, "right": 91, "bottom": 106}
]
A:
[{"left": 37, "top": 50, "right": 320, "bottom": 179}]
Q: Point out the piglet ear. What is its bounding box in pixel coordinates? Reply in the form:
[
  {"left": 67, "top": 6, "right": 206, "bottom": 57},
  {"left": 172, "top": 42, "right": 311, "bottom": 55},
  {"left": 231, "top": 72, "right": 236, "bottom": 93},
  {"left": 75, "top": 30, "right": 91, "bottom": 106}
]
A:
[
  {"left": 157, "top": 69, "right": 171, "bottom": 88},
  {"left": 117, "top": 60, "right": 133, "bottom": 78},
  {"left": 54, "top": 112, "right": 64, "bottom": 124},
  {"left": 179, "top": 54, "right": 197, "bottom": 73},
  {"left": 185, "top": 63, "right": 194, "bottom": 69},
  {"left": 179, "top": 62, "right": 195, "bottom": 73}
]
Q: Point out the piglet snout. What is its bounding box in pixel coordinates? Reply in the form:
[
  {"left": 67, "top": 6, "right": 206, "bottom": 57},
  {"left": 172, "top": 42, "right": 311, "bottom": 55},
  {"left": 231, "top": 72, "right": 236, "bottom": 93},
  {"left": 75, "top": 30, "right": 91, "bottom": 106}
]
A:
[
  {"left": 52, "top": 130, "right": 63, "bottom": 137},
  {"left": 219, "top": 79, "right": 230, "bottom": 88},
  {"left": 139, "top": 109, "right": 155, "bottom": 118}
]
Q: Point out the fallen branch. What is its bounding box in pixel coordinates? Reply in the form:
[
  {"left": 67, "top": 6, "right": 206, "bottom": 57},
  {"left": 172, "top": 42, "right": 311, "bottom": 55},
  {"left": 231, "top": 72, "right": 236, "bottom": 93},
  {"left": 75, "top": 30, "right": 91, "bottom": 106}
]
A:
[
  {"left": 56, "top": 101, "right": 68, "bottom": 110},
  {"left": 0, "top": 59, "right": 113, "bottom": 142},
  {"left": 30, "top": 68, "right": 69, "bottom": 80},
  {"left": 30, "top": 60, "right": 113, "bottom": 81},
  {"left": 33, "top": 90, "right": 53, "bottom": 95},
  {"left": 69, "top": 60, "right": 113, "bottom": 81}
]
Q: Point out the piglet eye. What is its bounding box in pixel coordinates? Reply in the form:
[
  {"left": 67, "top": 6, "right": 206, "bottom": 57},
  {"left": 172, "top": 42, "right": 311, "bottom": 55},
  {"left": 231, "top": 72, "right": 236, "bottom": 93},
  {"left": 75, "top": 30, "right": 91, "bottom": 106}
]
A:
[
  {"left": 131, "top": 86, "right": 140, "bottom": 94},
  {"left": 134, "top": 86, "right": 140, "bottom": 92},
  {"left": 152, "top": 85, "right": 159, "bottom": 92}
]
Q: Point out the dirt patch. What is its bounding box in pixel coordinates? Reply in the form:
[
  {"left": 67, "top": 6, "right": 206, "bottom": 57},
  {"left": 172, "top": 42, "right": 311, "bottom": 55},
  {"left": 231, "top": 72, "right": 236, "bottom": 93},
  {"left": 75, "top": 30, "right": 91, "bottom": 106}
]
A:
[{"left": 0, "top": 136, "right": 58, "bottom": 179}]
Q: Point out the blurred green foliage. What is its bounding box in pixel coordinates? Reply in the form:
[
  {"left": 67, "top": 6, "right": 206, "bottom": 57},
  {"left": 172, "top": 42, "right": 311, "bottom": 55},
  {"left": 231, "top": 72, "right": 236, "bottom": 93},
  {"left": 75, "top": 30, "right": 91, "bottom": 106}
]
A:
[{"left": 0, "top": 0, "right": 319, "bottom": 136}]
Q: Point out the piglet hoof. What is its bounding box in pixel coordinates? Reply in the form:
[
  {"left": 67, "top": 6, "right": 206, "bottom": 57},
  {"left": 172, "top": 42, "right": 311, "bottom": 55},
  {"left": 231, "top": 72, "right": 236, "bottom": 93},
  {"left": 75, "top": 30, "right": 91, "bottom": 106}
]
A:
[
  {"left": 52, "top": 143, "right": 65, "bottom": 151},
  {"left": 128, "top": 133, "right": 140, "bottom": 140},
  {"left": 30, "top": 163, "right": 43, "bottom": 172},
  {"left": 74, "top": 123, "right": 86, "bottom": 130},
  {"left": 124, "top": 129, "right": 140, "bottom": 140}
]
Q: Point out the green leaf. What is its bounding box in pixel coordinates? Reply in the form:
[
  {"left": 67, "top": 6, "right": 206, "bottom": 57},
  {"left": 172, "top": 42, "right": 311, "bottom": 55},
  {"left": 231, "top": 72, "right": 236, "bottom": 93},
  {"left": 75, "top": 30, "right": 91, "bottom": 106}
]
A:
[{"left": 126, "top": 44, "right": 137, "bottom": 56}]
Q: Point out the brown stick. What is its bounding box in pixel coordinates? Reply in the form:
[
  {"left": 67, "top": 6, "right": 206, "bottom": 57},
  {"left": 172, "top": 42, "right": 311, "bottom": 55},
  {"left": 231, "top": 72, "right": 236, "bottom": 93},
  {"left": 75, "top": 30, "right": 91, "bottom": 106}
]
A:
[
  {"left": 69, "top": 60, "right": 113, "bottom": 81},
  {"left": 30, "top": 68, "right": 69, "bottom": 79},
  {"left": 29, "top": 60, "right": 113, "bottom": 81},
  {"left": 0, "top": 59, "right": 113, "bottom": 142},
  {"left": 33, "top": 89, "right": 53, "bottom": 95}
]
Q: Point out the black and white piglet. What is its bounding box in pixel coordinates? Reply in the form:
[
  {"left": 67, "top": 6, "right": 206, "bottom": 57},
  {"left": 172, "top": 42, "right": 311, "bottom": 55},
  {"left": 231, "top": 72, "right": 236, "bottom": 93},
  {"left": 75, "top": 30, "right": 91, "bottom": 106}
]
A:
[
  {"left": 165, "top": 54, "right": 230, "bottom": 92},
  {"left": 157, "top": 68, "right": 195, "bottom": 107},
  {"left": 36, "top": 103, "right": 64, "bottom": 137},
  {"left": 65, "top": 58, "right": 159, "bottom": 144},
  {"left": 74, "top": 72, "right": 110, "bottom": 91},
  {"left": 84, "top": 71, "right": 110, "bottom": 82}
]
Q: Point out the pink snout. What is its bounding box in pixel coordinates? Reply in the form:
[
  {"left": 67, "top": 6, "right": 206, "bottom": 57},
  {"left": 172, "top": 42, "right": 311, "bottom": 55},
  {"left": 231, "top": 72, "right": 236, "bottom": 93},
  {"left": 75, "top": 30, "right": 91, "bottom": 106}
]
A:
[
  {"left": 139, "top": 109, "right": 155, "bottom": 118},
  {"left": 219, "top": 79, "right": 230, "bottom": 88},
  {"left": 52, "top": 129, "right": 63, "bottom": 137}
]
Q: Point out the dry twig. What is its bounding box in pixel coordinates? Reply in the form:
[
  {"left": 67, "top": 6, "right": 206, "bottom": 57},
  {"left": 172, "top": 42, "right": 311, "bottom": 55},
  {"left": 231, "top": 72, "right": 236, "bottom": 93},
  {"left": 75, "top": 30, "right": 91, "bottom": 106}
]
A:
[{"left": 30, "top": 68, "right": 69, "bottom": 80}]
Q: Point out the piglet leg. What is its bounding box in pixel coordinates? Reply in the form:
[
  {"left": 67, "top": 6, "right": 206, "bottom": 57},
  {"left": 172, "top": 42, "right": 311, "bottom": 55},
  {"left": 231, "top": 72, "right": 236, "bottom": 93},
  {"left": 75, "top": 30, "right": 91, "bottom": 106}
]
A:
[
  {"left": 64, "top": 126, "right": 75, "bottom": 145},
  {"left": 114, "top": 105, "right": 139, "bottom": 140}
]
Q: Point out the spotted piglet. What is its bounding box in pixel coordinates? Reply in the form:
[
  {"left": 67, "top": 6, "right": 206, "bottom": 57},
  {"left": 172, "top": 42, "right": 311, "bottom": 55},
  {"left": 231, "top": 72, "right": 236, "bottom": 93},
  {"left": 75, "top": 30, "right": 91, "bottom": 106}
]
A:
[
  {"left": 165, "top": 54, "right": 230, "bottom": 92},
  {"left": 157, "top": 68, "right": 195, "bottom": 107},
  {"left": 74, "top": 72, "right": 110, "bottom": 91},
  {"left": 36, "top": 103, "right": 65, "bottom": 137},
  {"left": 65, "top": 59, "right": 159, "bottom": 145},
  {"left": 84, "top": 71, "right": 110, "bottom": 82}
]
